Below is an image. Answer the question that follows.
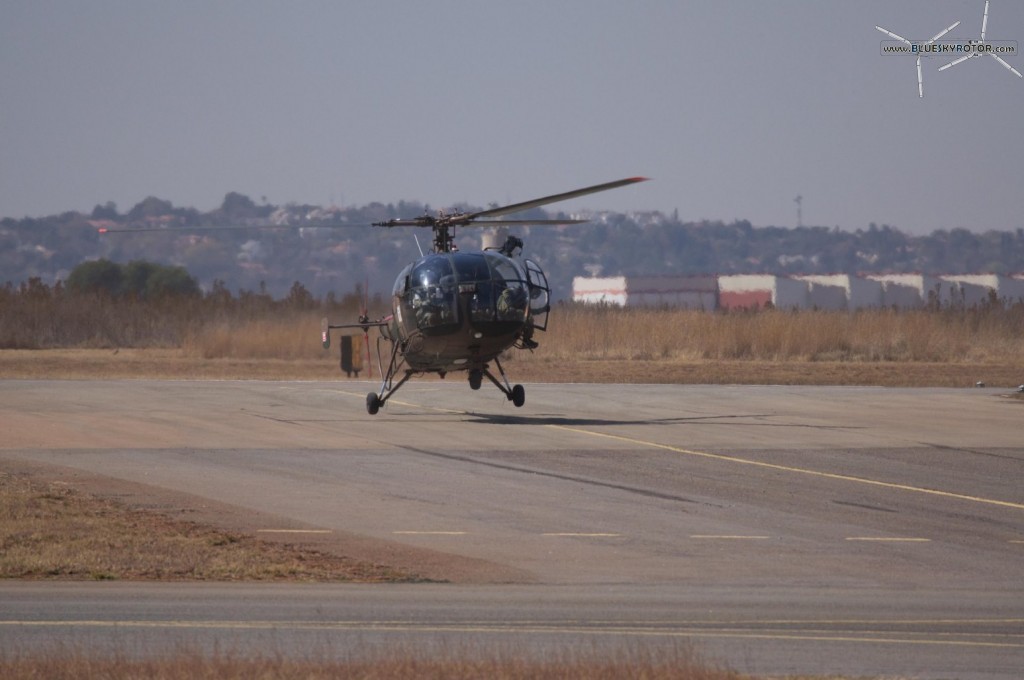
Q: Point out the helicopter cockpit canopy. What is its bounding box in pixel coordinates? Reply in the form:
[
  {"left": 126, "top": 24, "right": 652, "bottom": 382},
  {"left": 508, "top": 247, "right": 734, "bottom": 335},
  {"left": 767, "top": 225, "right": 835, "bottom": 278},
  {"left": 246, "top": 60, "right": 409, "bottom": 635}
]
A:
[{"left": 393, "top": 252, "right": 535, "bottom": 336}]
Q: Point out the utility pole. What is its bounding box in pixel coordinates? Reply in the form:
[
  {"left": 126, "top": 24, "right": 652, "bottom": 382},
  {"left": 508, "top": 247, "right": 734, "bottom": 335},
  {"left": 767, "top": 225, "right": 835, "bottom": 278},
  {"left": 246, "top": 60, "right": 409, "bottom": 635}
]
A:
[{"left": 794, "top": 195, "right": 803, "bottom": 228}]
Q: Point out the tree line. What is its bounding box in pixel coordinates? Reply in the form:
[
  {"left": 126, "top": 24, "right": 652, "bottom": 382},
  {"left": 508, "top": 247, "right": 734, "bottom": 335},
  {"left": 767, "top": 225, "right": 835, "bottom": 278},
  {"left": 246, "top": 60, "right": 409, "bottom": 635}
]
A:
[{"left": 4, "top": 192, "right": 1024, "bottom": 302}]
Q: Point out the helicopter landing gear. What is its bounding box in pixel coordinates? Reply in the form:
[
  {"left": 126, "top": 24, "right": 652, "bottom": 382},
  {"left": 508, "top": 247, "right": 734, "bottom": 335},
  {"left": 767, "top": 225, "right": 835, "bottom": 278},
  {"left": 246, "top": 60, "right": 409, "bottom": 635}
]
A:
[
  {"left": 364, "top": 339, "right": 415, "bottom": 416},
  {"left": 479, "top": 358, "right": 526, "bottom": 408},
  {"left": 468, "top": 369, "right": 483, "bottom": 390},
  {"left": 366, "top": 367, "right": 413, "bottom": 416}
]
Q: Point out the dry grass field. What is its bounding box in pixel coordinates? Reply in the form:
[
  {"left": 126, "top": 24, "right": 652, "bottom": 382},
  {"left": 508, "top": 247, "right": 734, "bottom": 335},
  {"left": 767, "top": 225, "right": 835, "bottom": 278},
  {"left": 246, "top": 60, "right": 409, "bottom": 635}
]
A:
[
  {"left": 0, "top": 646, "right": 756, "bottom": 680},
  {"left": 4, "top": 304, "right": 1024, "bottom": 387}
]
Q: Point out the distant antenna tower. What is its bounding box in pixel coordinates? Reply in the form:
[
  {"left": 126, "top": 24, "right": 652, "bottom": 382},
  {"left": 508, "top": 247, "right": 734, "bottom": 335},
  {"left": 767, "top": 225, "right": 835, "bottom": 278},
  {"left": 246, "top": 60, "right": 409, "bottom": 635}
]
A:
[
  {"left": 794, "top": 195, "right": 803, "bottom": 228},
  {"left": 876, "top": 19, "right": 960, "bottom": 97},
  {"left": 939, "top": 1, "right": 1022, "bottom": 79}
]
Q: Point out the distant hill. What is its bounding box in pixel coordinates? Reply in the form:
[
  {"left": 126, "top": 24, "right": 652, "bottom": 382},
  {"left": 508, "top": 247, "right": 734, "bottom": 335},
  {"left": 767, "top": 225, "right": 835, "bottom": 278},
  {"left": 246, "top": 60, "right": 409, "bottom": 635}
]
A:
[{"left": 3, "top": 193, "right": 1023, "bottom": 301}]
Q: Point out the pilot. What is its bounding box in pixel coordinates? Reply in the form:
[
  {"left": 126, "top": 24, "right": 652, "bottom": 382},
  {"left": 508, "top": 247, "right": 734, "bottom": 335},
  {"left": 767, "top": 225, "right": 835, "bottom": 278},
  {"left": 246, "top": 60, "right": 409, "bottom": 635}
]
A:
[
  {"left": 496, "top": 284, "right": 528, "bottom": 321},
  {"left": 411, "top": 285, "right": 449, "bottom": 327},
  {"left": 410, "top": 260, "right": 455, "bottom": 328}
]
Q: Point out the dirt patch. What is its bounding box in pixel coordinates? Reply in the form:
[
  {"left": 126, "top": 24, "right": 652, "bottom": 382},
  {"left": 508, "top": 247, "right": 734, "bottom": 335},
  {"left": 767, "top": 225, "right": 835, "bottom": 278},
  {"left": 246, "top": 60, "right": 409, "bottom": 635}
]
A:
[{"left": 0, "top": 458, "right": 534, "bottom": 585}]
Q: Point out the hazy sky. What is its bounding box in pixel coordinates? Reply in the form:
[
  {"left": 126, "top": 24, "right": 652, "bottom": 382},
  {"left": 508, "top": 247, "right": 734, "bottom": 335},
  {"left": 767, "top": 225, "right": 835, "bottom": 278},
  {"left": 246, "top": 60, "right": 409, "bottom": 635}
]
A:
[{"left": 2, "top": 1, "right": 1022, "bottom": 235}]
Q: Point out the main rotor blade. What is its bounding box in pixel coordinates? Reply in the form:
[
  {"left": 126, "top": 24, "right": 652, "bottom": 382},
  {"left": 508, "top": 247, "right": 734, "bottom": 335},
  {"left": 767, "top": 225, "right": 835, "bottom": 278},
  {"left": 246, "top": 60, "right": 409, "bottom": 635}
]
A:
[
  {"left": 462, "top": 176, "right": 648, "bottom": 222},
  {"left": 373, "top": 217, "right": 591, "bottom": 229},
  {"left": 939, "top": 53, "right": 973, "bottom": 71},
  {"left": 98, "top": 223, "right": 373, "bottom": 234},
  {"left": 990, "top": 53, "right": 1023, "bottom": 77},
  {"left": 928, "top": 21, "right": 960, "bottom": 44},
  {"left": 104, "top": 178, "right": 649, "bottom": 235},
  {"left": 875, "top": 25, "right": 911, "bottom": 46},
  {"left": 464, "top": 219, "right": 589, "bottom": 226}
]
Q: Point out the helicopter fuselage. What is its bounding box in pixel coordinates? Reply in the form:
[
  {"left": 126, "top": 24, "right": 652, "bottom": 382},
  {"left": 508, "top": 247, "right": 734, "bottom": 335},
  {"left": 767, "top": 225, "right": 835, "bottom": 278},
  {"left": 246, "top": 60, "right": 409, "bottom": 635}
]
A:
[{"left": 385, "top": 250, "right": 549, "bottom": 374}]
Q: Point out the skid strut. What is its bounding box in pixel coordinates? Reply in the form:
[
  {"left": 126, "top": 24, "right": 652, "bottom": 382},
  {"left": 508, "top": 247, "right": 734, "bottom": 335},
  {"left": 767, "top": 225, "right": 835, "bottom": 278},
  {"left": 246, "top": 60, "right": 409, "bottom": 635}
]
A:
[
  {"left": 366, "top": 336, "right": 410, "bottom": 415},
  {"left": 483, "top": 357, "right": 525, "bottom": 408}
]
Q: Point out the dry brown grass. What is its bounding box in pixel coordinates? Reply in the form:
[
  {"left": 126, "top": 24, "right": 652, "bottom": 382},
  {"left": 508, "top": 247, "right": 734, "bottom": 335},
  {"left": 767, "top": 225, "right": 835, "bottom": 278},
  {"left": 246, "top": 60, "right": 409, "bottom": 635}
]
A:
[
  {"left": 179, "top": 304, "right": 1024, "bottom": 371},
  {"left": 182, "top": 313, "right": 327, "bottom": 360},
  {"left": 6, "top": 280, "right": 1023, "bottom": 366},
  {"left": 0, "top": 645, "right": 760, "bottom": 680},
  {"left": 530, "top": 305, "right": 1024, "bottom": 363},
  {"left": 4, "top": 276, "right": 1024, "bottom": 371},
  {"left": 4, "top": 303, "right": 1024, "bottom": 387},
  {"left": 0, "top": 470, "right": 414, "bottom": 582}
]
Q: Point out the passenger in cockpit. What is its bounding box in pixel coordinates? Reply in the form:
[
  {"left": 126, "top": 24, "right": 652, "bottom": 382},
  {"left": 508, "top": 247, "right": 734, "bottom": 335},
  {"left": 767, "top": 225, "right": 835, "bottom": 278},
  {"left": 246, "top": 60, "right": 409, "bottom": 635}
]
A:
[{"left": 496, "top": 284, "right": 528, "bottom": 321}]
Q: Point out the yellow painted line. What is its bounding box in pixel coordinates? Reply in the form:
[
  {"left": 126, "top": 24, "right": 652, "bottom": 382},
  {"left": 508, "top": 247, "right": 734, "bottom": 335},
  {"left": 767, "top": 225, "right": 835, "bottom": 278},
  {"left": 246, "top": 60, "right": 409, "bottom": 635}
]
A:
[
  {"left": 392, "top": 531, "right": 467, "bottom": 535},
  {"left": 671, "top": 632, "right": 1024, "bottom": 648},
  {"left": 586, "top": 617, "right": 1024, "bottom": 626},
  {"left": 542, "top": 532, "right": 622, "bottom": 537},
  {"left": 548, "top": 424, "right": 1024, "bottom": 512},
  {"left": 1, "top": 620, "right": 1021, "bottom": 649},
  {"left": 846, "top": 537, "right": 931, "bottom": 542},
  {"left": 5, "top": 618, "right": 1023, "bottom": 628},
  {"left": 256, "top": 529, "right": 333, "bottom": 534},
  {"left": 1009, "top": 540, "right": 1024, "bottom": 544},
  {"left": 690, "top": 535, "right": 771, "bottom": 540}
]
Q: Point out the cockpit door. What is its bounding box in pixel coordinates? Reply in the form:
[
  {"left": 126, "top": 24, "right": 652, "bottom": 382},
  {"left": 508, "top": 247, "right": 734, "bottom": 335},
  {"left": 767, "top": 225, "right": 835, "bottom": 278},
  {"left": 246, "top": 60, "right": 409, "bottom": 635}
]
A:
[{"left": 524, "top": 259, "right": 550, "bottom": 332}]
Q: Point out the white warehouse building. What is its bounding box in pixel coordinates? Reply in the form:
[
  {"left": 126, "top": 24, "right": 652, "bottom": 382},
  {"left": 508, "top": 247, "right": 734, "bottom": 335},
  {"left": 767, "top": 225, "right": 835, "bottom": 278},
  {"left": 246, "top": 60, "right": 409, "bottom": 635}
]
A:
[
  {"left": 571, "top": 275, "right": 716, "bottom": 308},
  {"left": 793, "top": 275, "right": 883, "bottom": 310},
  {"left": 572, "top": 273, "right": 1024, "bottom": 310},
  {"left": 940, "top": 274, "right": 1024, "bottom": 306},
  {"left": 621, "top": 275, "right": 718, "bottom": 309},
  {"left": 865, "top": 274, "right": 942, "bottom": 308},
  {"left": 717, "top": 275, "right": 808, "bottom": 310},
  {"left": 571, "top": 276, "right": 627, "bottom": 306}
]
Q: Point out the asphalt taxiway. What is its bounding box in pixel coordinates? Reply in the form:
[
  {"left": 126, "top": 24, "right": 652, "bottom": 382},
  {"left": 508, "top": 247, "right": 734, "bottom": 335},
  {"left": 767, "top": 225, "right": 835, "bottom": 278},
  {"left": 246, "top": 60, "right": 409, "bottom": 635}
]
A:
[{"left": 2, "top": 380, "right": 1022, "bottom": 678}]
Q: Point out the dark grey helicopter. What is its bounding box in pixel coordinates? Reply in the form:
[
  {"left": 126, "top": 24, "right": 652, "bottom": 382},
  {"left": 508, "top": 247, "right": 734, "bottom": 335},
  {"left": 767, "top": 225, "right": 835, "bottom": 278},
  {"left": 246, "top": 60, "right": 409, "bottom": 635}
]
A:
[{"left": 322, "top": 177, "right": 648, "bottom": 414}]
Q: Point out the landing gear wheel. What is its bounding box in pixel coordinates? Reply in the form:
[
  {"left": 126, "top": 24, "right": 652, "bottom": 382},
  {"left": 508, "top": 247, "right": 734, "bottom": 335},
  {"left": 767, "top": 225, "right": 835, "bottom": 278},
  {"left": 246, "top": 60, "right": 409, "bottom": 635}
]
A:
[
  {"left": 511, "top": 384, "right": 526, "bottom": 408},
  {"left": 469, "top": 369, "right": 483, "bottom": 391},
  {"left": 366, "top": 392, "right": 381, "bottom": 415}
]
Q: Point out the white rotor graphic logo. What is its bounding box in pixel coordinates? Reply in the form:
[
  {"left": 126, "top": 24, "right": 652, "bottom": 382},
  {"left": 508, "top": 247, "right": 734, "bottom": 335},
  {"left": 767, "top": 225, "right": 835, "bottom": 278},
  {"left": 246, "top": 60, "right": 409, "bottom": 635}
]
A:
[
  {"left": 876, "top": 0, "right": 1021, "bottom": 98},
  {"left": 876, "top": 20, "right": 959, "bottom": 98},
  {"left": 938, "top": 0, "right": 1023, "bottom": 78}
]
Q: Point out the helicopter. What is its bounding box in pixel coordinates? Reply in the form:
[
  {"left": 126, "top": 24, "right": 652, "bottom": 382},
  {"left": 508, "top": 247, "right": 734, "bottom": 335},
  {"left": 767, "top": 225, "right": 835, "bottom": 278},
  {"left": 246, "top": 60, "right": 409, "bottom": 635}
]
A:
[{"left": 320, "top": 177, "right": 648, "bottom": 414}]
